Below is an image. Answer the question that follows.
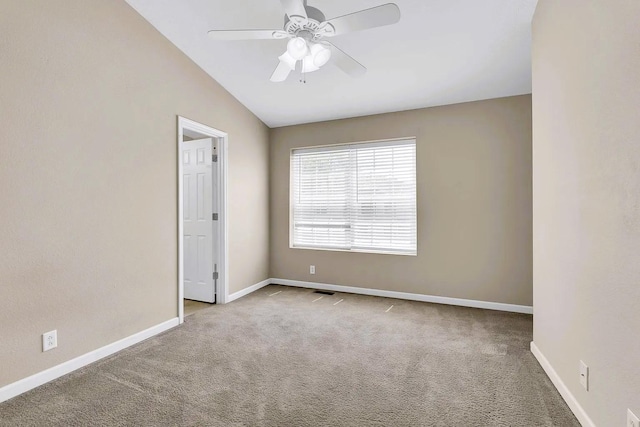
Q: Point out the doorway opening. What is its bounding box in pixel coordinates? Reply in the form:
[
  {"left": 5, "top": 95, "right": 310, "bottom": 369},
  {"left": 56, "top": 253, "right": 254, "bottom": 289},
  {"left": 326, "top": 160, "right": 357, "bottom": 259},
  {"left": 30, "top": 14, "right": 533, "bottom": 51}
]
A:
[{"left": 177, "top": 116, "right": 229, "bottom": 323}]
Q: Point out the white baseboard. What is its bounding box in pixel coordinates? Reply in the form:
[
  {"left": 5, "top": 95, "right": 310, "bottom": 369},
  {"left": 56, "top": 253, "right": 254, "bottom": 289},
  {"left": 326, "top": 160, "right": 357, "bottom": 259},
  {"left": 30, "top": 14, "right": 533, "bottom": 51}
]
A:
[
  {"left": 0, "top": 317, "right": 179, "bottom": 404},
  {"left": 530, "top": 341, "right": 595, "bottom": 427},
  {"left": 271, "top": 278, "right": 533, "bottom": 314},
  {"left": 227, "top": 278, "right": 271, "bottom": 303}
]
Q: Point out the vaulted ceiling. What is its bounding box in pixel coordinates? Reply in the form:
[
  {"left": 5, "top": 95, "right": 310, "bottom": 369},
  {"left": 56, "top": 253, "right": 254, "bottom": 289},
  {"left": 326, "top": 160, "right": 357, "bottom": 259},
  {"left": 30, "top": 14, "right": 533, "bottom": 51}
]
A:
[{"left": 125, "top": 0, "right": 538, "bottom": 127}]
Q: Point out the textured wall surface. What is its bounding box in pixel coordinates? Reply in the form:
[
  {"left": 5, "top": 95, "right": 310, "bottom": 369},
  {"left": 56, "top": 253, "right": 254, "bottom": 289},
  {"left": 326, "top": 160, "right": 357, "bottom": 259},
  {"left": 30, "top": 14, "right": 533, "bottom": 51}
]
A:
[
  {"left": 0, "top": 1, "right": 269, "bottom": 387},
  {"left": 270, "top": 96, "right": 533, "bottom": 306},
  {"left": 532, "top": 0, "right": 640, "bottom": 425}
]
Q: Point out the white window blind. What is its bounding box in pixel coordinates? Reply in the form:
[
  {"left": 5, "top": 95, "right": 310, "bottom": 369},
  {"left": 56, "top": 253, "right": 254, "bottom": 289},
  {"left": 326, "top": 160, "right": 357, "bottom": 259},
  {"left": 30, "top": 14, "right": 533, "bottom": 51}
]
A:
[{"left": 291, "top": 138, "right": 417, "bottom": 255}]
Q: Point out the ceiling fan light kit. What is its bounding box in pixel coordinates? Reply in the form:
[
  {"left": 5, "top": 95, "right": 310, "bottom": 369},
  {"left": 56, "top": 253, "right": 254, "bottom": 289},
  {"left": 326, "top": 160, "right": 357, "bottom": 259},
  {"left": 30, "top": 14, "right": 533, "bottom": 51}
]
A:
[
  {"left": 310, "top": 43, "right": 331, "bottom": 67},
  {"left": 302, "top": 55, "right": 320, "bottom": 73},
  {"left": 287, "top": 37, "right": 309, "bottom": 60},
  {"left": 208, "top": 0, "right": 401, "bottom": 83},
  {"left": 284, "top": 37, "right": 332, "bottom": 75}
]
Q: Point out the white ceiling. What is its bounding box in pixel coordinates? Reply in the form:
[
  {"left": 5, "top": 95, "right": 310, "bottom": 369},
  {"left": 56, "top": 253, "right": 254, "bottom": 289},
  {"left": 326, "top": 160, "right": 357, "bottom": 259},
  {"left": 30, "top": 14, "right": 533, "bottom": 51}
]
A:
[{"left": 125, "top": 0, "right": 538, "bottom": 128}]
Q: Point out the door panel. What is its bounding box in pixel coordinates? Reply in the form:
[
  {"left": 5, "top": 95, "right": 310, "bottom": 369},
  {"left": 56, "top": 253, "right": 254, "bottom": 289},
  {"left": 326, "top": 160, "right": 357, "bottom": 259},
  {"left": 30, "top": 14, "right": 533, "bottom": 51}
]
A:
[
  {"left": 183, "top": 175, "right": 191, "bottom": 220},
  {"left": 182, "top": 138, "right": 216, "bottom": 303}
]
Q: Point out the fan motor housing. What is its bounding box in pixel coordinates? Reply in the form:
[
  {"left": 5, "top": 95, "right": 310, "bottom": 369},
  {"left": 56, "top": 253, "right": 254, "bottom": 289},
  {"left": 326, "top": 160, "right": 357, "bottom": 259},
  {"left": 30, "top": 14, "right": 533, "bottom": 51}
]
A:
[{"left": 284, "top": 6, "right": 332, "bottom": 41}]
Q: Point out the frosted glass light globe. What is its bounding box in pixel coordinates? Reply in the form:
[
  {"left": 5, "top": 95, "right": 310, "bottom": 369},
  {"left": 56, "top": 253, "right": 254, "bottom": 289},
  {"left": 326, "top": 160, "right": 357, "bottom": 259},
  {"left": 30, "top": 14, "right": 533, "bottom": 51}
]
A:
[
  {"left": 310, "top": 43, "right": 331, "bottom": 67},
  {"left": 301, "top": 55, "right": 320, "bottom": 73},
  {"left": 287, "top": 37, "right": 309, "bottom": 60}
]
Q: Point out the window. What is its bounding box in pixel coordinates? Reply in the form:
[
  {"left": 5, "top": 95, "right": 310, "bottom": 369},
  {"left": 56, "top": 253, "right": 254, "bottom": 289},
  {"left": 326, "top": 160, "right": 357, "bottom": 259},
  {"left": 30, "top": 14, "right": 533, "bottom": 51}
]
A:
[{"left": 291, "top": 138, "right": 417, "bottom": 255}]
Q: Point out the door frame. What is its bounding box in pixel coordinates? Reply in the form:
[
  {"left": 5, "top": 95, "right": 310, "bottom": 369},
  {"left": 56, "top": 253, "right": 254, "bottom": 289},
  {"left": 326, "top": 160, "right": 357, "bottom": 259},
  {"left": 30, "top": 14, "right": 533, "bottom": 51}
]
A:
[{"left": 177, "top": 116, "right": 229, "bottom": 323}]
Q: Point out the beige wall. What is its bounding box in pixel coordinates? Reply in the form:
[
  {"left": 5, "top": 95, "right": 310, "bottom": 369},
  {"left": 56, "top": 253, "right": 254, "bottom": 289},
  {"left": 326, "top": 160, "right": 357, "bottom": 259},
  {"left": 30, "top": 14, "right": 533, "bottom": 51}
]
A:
[
  {"left": 532, "top": 1, "right": 640, "bottom": 425},
  {"left": 270, "top": 96, "right": 532, "bottom": 306},
  {"left": 0, "top": 1, "right": 269, "bottom": 388}
]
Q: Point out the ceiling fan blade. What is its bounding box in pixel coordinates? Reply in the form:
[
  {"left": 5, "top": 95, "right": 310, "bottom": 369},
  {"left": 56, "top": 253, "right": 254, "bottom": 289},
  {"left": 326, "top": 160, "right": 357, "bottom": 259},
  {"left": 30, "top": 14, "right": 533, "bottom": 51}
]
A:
[
  {"left": 323, "top": 3, "right": 400, "bottom": 37},
  {"left": 270, "top": 60, "right": 294, "bottom": 82},
  {"left": 280, "top": 0, "right": 307, "bottom": 20},
  {"left": 326, "top": 43, "right": 367, "bottom": 78},
  {"left": 208, "top": 29, "right": 288, "bottom": 40}
]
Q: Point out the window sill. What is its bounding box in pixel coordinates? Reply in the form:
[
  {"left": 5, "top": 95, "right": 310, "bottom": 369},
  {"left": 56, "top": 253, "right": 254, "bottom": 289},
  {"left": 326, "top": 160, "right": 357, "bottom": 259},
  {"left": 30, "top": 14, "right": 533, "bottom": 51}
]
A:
[{"left": 289, "top": 245, "right": 417, "bottom": 257}]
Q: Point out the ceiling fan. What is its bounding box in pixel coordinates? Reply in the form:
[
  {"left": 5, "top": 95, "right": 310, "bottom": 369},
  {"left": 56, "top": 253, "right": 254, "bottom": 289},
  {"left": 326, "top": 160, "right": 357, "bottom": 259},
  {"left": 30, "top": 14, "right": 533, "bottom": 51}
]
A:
[{"left": 207, "top": 0, "right": 401, "bottom": 82}]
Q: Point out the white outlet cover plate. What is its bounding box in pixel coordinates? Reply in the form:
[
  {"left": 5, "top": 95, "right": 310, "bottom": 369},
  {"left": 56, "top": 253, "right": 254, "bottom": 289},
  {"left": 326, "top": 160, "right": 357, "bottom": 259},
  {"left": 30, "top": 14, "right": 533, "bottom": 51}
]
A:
[
  {"left": 310, "top": 265, "right": 315, "bottom": 274},
  {"left": 628, "top": 409, "right": 640, "bottom": 427},
  {"left": 43, "top": 330, "right": 58, "bottom": 352},
  {"left": 579, "top": 360, "right": 589, "bottom": 390}
]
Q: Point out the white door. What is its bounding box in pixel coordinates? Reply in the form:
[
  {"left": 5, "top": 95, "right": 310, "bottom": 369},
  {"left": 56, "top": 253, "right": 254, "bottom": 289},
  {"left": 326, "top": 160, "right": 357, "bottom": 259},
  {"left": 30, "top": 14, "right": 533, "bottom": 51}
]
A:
[{"left": 182, "top": 138, "right": 217, "bottom": 303}]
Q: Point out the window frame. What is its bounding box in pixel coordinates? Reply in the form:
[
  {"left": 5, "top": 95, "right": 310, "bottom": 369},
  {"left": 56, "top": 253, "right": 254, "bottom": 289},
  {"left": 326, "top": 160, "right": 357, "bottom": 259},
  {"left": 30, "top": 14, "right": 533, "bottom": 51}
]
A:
[{"left": 289, "top": 136, "right": 417, "bottom": 257}]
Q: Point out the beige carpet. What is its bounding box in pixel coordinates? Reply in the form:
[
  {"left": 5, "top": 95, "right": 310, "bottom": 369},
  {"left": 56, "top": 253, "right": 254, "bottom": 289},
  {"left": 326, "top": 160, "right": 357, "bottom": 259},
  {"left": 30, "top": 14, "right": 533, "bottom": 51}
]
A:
[{"left": 0, "top": 285, "right": 578, "bottom": 426}]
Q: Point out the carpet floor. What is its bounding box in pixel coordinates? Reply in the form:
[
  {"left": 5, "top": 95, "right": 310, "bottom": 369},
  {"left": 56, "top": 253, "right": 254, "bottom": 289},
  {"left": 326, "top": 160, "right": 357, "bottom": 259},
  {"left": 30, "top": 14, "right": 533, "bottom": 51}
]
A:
[{"left": 1, "top": 285, "right": 579, "bottom": 426}]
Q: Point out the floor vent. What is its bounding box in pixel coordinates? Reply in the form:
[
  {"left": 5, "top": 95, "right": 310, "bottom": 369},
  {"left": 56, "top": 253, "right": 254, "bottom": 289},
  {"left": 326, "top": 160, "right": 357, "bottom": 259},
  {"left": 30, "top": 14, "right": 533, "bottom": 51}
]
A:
[{"left": 313, "top": 290, "right": 335, "bottom": 295}]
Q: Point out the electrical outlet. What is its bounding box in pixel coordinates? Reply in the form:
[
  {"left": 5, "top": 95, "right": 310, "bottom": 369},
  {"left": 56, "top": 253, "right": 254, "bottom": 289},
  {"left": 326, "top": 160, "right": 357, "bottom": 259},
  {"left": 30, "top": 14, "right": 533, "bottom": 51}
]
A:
[
  {"left": 42, "top": 330, "right": 57, "bottom": 352},
  {"left": 628, "top": 409, "right": 640, "bottom": 427},
  {"left": 579, "top": 360, "right": 589, "bottom": 390},
  {"left": 310, "top": 265, "right": 315, "bottom": 275}
]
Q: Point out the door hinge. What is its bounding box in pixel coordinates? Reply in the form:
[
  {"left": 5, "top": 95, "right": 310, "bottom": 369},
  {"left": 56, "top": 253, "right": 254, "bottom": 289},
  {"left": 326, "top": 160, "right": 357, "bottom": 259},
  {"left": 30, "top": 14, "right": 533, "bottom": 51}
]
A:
[
  {"left": 212, "top": 154, "right": 218, "bottom": 163},
  {"left": 212, "top": 213, "right": 218, "bottom": 221},
  {"left": 213, "top": 271, "right": 219, "bottom": 280}
]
